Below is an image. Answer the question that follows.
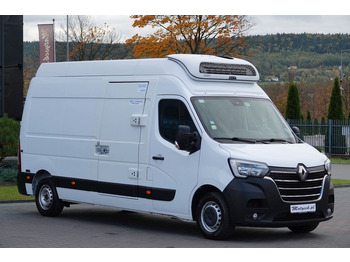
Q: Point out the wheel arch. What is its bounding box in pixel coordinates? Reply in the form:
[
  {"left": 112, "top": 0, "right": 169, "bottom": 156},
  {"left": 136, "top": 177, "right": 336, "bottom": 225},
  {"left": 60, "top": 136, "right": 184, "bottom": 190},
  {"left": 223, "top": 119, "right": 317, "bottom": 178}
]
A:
[
  {"left": 191, "top": 184, "right": 222, "bottom": 220},
  {"left": 32, "top": 170, "right": 52, "bottom": 195}
]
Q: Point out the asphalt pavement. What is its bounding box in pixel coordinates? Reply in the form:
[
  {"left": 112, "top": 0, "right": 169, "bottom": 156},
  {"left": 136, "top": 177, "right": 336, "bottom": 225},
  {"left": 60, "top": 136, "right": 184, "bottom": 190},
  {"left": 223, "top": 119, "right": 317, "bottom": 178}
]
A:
[
  {"left": 332, "top": 163, "right": 350, "bottom": 180},
  {"left": 1, "top": 187, "right": 349, "bottom": 248}
]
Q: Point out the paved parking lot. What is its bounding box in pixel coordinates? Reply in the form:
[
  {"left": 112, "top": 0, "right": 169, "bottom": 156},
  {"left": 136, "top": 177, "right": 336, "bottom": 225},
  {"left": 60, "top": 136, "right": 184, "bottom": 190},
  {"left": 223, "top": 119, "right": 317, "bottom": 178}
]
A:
[
  {"left": 332, "top": 163, "right": 350, "bottom": 180},
  {"left": 0, "top": 187, "right": 349, "bottom": 248}
]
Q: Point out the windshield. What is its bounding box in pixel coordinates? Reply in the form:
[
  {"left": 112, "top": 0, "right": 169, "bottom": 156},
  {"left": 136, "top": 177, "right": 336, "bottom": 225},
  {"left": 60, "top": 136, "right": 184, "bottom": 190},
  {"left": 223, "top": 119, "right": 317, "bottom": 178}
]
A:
[{"left": 192, "top": 97, "right": 296, "bottom": 144}]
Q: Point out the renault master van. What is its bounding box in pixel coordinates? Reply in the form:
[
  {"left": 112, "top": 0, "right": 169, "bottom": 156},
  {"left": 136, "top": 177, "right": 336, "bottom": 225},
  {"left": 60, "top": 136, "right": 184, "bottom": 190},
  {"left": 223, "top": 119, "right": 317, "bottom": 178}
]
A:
[{"left": 18, "top": 54, "right": 334, "bottom": 240}]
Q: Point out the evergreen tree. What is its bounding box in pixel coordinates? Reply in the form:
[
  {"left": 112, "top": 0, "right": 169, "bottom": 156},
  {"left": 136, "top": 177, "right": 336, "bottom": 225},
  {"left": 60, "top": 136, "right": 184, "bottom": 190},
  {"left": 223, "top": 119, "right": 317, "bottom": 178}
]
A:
[
  {"left": 306, "top": 110, "right": 311, "bottom": 120},
  {"left": 327, "top": 77, "right": 344, "bottom": 120},
  {"left": 0, "top": 114, "right": 20, "bottom": 162},
  {"left": 285, "top": 82, "right": 302, "bottom": 119},
  {"left": 326, "top": 77, "right": 345, "bottom": 154},
  {"left": 305, "top": 110, "right": 312, "bottom": 135},
  {"left": 321, "top": 116, "right": 327, "bottom": 135},
  {"left": 314, "top": 118, "right": 319, "bottom": 134}
]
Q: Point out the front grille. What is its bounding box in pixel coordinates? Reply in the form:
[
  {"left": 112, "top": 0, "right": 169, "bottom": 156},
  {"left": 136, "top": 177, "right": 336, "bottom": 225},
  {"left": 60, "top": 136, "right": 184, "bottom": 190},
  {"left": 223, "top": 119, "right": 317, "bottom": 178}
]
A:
[{"left": 267, "top": 165, "right": 327, "bottom": 203}]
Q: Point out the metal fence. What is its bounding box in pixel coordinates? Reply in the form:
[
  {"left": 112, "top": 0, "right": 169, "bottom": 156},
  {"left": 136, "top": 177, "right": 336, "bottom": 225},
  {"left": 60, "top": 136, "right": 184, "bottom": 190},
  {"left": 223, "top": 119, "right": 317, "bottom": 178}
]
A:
[{"left": 287, "top": 119, "right": 350, "bottom": 156}]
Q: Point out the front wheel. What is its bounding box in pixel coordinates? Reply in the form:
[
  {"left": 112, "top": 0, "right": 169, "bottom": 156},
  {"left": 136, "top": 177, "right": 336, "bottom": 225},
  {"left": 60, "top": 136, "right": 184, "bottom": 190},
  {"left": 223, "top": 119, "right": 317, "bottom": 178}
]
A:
[
  {"left": 35, "top": 178, "right": 64, "bottom": 217},
  {"left": 288, "top": 222, "right": 319, "bottom": 233},
  {"left": 196, "top": 192, "right": 234, "bottom": 240}
]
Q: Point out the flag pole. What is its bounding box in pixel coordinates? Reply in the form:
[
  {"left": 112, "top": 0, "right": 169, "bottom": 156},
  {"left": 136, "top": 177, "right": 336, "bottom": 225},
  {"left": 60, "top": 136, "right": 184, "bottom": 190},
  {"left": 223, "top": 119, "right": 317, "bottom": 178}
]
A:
[
  {"left": 53, "top": 18, "right": 56, "bottom": 62},
  {"left": 66, "top": 15, "right": 69, "bottom": 61}
]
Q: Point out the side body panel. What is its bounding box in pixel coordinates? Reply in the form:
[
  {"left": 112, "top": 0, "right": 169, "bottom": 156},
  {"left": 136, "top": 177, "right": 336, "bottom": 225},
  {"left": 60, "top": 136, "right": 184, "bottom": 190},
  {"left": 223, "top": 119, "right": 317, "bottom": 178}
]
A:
[{"left": 20, "top": 77, "right": 105, "bottom": 201}]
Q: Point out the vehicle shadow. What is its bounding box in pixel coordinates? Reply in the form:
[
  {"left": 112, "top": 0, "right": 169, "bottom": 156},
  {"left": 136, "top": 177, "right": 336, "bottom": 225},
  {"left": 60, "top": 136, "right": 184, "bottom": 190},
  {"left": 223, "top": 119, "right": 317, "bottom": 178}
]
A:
[
  {"left": 56, "top": 204, "right": 325, "bottom": 247},
  {"left": 59, "top": 204, "right": 199, "bottom": 237}
]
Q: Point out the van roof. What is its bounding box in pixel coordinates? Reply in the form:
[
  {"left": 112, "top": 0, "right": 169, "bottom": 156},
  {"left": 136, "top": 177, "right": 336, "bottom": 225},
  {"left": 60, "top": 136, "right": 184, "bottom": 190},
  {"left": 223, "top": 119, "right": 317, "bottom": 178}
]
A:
[{"left": 36, "top": 54, "right": 259, "bottom": 82}]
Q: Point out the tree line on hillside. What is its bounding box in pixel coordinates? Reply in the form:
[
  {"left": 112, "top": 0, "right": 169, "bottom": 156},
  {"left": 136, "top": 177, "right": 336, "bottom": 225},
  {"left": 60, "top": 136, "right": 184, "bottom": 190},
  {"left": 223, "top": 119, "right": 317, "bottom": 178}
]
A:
[
  {"left": 243, "top": 33, "right": 350, "bottom": 54},
  {"left": 24, "top": 33, "right": 350, "bottom": 63},
  {"left": 246, "top": 51, "right": 341, "bottom": 82}
]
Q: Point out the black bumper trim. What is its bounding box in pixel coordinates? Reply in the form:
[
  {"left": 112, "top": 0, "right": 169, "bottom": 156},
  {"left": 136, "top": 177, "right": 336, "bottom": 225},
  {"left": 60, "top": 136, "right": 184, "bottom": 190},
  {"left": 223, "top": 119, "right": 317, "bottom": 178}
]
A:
[
  {"left": 17, "top": 172, "right": 34, "bottom": 195},
  {"left": 223, "top": 175, "right": 334, "bottom": 227},
  {"left": 16, "top": 172, "right": 175, "bottom": 202}
]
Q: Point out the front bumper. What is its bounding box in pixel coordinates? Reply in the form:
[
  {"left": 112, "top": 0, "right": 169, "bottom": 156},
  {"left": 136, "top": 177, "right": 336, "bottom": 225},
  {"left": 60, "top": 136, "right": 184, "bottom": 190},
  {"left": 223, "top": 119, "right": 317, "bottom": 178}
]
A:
[{"left": 223, "top": 175, "right": 334, "bottom": 227}]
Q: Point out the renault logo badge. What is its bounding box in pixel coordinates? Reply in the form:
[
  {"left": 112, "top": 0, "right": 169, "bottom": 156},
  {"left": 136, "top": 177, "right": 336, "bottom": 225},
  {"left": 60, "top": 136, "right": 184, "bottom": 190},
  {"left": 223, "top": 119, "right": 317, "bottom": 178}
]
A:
[{"left": 297, "top": 164, "right": 308, "bottom": 181}]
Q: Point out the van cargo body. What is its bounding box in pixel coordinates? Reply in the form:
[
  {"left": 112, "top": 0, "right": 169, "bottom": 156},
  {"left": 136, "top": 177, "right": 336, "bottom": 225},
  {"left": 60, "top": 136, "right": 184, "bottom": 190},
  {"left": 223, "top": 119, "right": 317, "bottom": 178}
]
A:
[{"left": 18, "top": 54, "right": 334, "bottom": 239}]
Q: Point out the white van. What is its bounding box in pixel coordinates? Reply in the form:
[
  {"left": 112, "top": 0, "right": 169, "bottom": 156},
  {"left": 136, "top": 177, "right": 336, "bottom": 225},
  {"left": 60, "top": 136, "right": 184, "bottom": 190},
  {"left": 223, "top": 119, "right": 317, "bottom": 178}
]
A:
[{"left": 18, "top": 54, "right": 334, "bottom": 239}]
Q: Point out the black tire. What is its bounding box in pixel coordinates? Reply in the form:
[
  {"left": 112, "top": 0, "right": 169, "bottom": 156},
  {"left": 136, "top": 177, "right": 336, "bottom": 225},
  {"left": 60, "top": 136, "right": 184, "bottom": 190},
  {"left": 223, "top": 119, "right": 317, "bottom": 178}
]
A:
[
  {"left": 196, "top": 192, "right": 234, "bottom": 240},
  {"left": 288, "top": 222, "right": 319, "bottom": 233},
  {"left": 35, "top": 178, "right": 64, "bottom": 217}
]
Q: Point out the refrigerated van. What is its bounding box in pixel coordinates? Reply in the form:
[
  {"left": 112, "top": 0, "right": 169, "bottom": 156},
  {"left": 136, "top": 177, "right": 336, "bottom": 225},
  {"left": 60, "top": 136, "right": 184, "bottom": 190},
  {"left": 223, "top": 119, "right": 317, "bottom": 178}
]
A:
[{"left": 18, "top": 54, "right": 334, "bottom": 239}]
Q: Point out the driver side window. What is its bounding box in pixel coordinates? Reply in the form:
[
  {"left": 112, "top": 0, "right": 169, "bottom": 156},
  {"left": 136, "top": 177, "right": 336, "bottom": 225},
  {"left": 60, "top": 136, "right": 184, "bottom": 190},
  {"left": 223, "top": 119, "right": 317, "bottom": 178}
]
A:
[{"left": 158, "top": 99, "right": 197, "bottom": 144}]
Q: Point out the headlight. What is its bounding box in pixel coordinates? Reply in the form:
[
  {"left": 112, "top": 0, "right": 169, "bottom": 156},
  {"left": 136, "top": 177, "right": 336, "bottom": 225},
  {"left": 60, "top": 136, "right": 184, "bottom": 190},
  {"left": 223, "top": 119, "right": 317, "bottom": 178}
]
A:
[
  {"left": 325, "top": 158, "right": 331, "bottom": 176},
  {"left": 229, "top": 159, "right": 269, "bottom": 178}
]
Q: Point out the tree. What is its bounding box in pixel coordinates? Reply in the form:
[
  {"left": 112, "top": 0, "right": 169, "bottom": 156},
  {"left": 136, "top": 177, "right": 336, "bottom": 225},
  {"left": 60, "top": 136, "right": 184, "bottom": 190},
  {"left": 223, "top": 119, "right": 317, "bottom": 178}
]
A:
[
  {"left": 0, "top": 114, "right": 20, "bottom": 162},
  {"left": 305, "top": 110, "right": 312, "bottom": 135},
  {"left": 285, "top": 82, "right": 302, "bottom": 119},
  {"left": 320, "top": 116, "right": 327, "bottom": 135},
  {"left": 327, "top": 76, "right": 344, "bottom": 120},
  {"left": 126, "top": 15, "right": 252, "bottom": 58},
  {"left": 326, "top": 77, "right": 346, "bottom": 154},
  {"left": 306, "top": 110, "right": 311, "bottom": 120},
  {"left": 59, "top": 15, "right": 122, "bottom": 61},
  {"left": 23, "top": 55, "right": 39, "bottom": 96}
]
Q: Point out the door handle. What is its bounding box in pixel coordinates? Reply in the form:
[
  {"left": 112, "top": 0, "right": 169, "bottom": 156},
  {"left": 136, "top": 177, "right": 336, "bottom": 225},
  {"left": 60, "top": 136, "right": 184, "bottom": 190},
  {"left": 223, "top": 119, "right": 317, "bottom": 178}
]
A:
[
  {"left": 152, "top": 155, "right": 164, "bottom": 160},
  {"left": 96, "top": 142, "right": 109, "bottom": 155}
]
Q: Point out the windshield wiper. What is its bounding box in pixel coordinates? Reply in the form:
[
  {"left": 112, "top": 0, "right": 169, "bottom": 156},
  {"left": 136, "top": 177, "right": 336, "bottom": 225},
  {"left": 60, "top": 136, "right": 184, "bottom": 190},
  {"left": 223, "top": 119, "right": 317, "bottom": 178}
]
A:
[
  {"left": 214, "top": 137, "right": 258, "bottom": 144},
  {"left": 256, "top": 138, "right": 293, "bottom": 144},
  {"left": 214, "top": 137, "right": 293, "bottom": 144}
]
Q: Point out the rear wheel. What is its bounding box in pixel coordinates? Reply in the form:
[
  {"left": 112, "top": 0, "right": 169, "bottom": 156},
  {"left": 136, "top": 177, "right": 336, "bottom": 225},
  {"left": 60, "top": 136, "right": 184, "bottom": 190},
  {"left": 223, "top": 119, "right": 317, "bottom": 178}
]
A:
[
  {"left": 288, "top": 222, "right": 319, "bottom": 233},
  {"left": 35, "top": 178, "right": 64, "bottom": 217},
  {"left": 196, "top": 192, "right": 234, "bottom": 240}
]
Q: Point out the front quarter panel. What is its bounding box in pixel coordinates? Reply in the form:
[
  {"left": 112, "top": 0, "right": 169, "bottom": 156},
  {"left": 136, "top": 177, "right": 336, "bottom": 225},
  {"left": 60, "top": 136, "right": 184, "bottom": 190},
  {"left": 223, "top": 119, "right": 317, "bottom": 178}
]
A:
[{"left": 197, "top": 134, "right": 233, "bottom": 191}]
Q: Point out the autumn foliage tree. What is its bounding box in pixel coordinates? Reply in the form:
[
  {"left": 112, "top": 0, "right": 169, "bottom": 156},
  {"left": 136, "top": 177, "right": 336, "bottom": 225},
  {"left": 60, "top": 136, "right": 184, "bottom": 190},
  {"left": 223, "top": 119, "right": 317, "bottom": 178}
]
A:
[{"left": 126, "top": 15, "right": 252, "bottom": 58}]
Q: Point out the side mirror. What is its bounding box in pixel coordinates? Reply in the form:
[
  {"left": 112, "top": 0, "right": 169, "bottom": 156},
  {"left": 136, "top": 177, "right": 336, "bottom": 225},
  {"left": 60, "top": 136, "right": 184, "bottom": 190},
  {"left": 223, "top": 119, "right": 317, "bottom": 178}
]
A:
[
  {"left": 175, "top": 125, "right": 201, "bottom": 154},
  {"left": 292, "top": 126, "right": 300, "bottom": 138}
]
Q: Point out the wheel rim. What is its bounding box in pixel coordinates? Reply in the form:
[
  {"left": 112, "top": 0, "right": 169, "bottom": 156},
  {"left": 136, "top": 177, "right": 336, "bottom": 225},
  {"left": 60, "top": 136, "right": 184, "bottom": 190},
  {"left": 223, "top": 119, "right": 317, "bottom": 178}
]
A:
[
  {"left": 201, "top": 201, "right": 222, "bottom": 233},
  {"left": 38, "top": 185, "right": 53, "bottom": 210}
]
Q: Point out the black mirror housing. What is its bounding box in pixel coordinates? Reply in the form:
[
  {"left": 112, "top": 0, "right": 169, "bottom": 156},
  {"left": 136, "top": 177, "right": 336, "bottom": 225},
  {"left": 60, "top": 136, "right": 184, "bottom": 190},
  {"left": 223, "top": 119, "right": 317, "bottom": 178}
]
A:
[
  {"left": 175, "top": 125, "right": 201, "bottom": 153},
  {"left": 292, "top": 126, "right": 300, "bottom": 137}
]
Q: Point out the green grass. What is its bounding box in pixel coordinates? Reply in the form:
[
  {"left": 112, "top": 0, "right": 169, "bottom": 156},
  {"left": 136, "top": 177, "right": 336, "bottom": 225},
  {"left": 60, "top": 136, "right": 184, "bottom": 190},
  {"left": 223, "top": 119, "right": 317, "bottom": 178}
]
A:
[
  {"left": 331, "top": 179, "right": 350, "bottom": 187},
  {"left": 0, "top": 185, "right": 34, "bottom": 201},
  {"left": 330, "top": 158, "right": 350, "bottom": 164}
]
